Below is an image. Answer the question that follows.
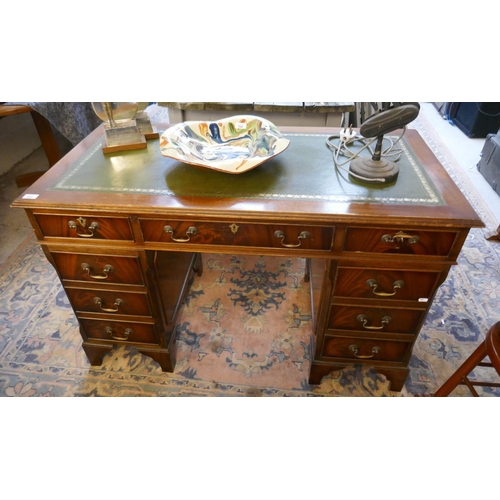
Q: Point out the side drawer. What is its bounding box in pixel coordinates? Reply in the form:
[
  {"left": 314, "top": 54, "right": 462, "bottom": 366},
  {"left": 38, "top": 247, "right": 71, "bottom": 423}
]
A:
[
  {"left": 51, "top": 253, "right": 144, "bottom": 285},
  {"left": 327, "top": 305, "right": 425, "bottom": 335},
  {"left": 35, "top": 214, "right": 134, "bottom": 241},
  {"left": 79, "top": 319, "right": 158, "bottom": 344},
  {"left": 343, "top": 227, "right": 458, "bottom": 257},
  {"left": 334, "top": 267, "right": 443, "bottom": 302},
  {"left": 140, "top": 219, "right": 334, "bottom": 251},
  {"left": 322, "top": 336, "right": 411, "bottom": 363},
  {"left": 65, "top": 288, "right": 151, "bottom": 317}
]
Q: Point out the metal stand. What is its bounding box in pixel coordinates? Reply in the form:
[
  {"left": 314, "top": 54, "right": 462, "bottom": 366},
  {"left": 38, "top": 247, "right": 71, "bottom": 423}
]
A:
[
  {"left": 349, "top": 135, "right": 399, "bottom": 184},
  {"left": 102, "top": 120, "right": 146, "bottom": 154},
  {"left": 135, "top": 112, "right": 159, "bottom": 140}
]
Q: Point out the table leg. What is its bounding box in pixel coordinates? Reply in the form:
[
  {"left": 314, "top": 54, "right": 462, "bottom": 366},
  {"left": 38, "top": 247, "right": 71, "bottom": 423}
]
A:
[
  {"left": 309, "top": 362, "right": 409, "bottom": 392},
  {"left": 485, "top": 224, "right": 500, "bottom": 241},
  {"left": 15, "top": 110, "right": 63, "bottom": 187},
  {"left": 309, "top": 362, "right": 346, "bottom": 385}
]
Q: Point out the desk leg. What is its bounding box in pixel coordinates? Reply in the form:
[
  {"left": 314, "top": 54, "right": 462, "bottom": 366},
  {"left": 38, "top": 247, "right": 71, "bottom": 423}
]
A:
[
  {"left": 134, "top": 347, "right": 175, "bottom": 372},
  {"left": 375, "top": 367, "right": 409, "bottom": 392},
  {"left": 309, "top": 362, "right": 346, "bottom": 385},
  {"left": 309, "top": 362, "right": 409, "bottom": 392},
  {"left": 82, "top": 342, "right": 113, "bottom": 367},
  {"left": 82, "top": 341, "right": 175, "bottom": 372},
  {"left": 485, "top": 224, "right": 500, "bottom": 241}
]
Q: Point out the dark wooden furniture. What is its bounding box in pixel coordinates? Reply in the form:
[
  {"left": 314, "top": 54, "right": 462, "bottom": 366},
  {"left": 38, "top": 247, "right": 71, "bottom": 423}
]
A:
[
  {"left": 434, "top": 321, "right": 500, "bottom": 396},
  {"left": 12, "top": 125, "right": 483, "bottom": 391},
  {"left": 0, "top": 104, "right": 62, "bottom": 187},
  {"left": 485, "top": 224, "right": 500, "bottom": 241}
]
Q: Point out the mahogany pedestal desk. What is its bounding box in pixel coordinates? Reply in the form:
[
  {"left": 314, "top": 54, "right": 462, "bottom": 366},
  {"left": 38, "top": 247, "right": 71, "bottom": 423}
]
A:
[{"left": 12, "top": 125, "right": 483, "bottom": 392}]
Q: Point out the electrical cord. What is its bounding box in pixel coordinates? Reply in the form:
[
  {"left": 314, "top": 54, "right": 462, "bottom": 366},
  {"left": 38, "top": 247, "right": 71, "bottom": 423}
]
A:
[
  {"left": 476, "top": 102, "right": 500, "bottom": 117},
  {"left": 326, "top": 127, "right": 407, "bottom": 182}
]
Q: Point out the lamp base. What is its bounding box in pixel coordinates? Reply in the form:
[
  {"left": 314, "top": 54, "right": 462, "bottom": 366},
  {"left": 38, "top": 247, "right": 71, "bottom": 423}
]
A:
[
  {"left": 135, "top": 112, "right": 160, "bottom": 140},
  {"left": 349, "top": 157, "right": 399, "bottom": 184},
  {"left": 102, "top": 120, "right": 147, "bottom": 154}
]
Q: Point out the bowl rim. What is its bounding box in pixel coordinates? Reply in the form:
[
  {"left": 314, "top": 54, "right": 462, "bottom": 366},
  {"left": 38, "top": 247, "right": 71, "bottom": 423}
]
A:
[{"left": 159, "top": 115, "right": 290, "bottom": 174}]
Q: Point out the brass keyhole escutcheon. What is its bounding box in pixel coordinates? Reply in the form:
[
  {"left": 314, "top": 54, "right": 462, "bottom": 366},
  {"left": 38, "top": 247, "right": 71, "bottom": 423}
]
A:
[{"left": 229, "top": 223, "right": 239, "bottom": 234}]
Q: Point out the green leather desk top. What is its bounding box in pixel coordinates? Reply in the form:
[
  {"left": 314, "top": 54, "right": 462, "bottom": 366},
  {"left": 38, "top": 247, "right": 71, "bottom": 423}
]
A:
[{"left": 51, "top": 129, "right": 444, "bottom": 206}]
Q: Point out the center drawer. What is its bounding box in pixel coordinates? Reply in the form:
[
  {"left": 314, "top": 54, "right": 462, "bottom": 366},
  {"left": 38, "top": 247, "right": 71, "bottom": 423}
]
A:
[{"left": 139, "top": 219, "right": 334, "bottom": 251}]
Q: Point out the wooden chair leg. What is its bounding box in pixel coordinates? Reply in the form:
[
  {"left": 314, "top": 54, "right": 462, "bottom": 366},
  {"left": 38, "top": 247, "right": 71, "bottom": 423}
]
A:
[
  {"left": 30, "top": 110, "right": 61, "bottom": 166},
  {"left": 304, "top": 258, "right": 311, "bottom": 283},
  {"left": 434, "top": 340, "right": 488, "bottom": 396},
  {"left": 14, "top": 110, "right": 62, "bottom": 188},
  {"left": 485, "top": 224, "right": 500, "bottom": 241}
]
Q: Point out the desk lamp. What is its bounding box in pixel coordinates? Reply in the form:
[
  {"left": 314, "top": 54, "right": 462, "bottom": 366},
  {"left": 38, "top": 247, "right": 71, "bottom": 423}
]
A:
[
  {"left": 349, "top": 102, "right": 420, "bottom": 183},
  {"left": 92, "top": 102, "right": 147, "bottom": 154}
]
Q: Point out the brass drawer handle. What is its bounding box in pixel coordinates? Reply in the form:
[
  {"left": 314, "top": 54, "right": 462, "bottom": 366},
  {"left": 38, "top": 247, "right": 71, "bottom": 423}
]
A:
[
  {"left": 366, "top": 279, "right": 404, "bottom": 297},
  {"left": 68, "top": 218, "right": 100, "bottom": 238},
  {"left": 274, "top": 230, "right": 310, "bottom": 248},
  {"left": 164, "top": 225, "right": 198, "bottom": 242},
  {"left": 349, "top": 344, "right": 381, "bottom": 359},
  {"left": 381, "top": 231, "right": 419, "bottom": 245},
  {"left": 105, "top": 326, "right": 133, "bottom": 341},
  {"left": 81, "top": 263, "right": 114, "bottom": 280},
  {"left": 93, "top": 297, "right": 124, "bottom": 312},
  {"left": 356, "top": 314, "right": 392, "bottom": 330}
]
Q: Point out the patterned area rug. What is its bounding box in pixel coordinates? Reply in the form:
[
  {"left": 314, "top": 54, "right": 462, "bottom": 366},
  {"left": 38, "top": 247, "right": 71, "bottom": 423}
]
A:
[
  {"left": 0, "top": 239, "right": 396, "bottom": 397},
  {"left": 1, "top": 110, "right": 500, "bottom": 397}
]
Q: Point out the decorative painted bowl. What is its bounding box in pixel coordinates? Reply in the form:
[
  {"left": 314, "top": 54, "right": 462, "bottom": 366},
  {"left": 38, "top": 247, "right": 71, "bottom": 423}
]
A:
[{"left": 159, "top": 115, "right": 290, "bottom": 174}]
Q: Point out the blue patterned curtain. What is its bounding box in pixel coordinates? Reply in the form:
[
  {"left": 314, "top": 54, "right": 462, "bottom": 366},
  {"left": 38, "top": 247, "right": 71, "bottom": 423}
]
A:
[{"left": 7, "top": 102, "right": 102, "bottom": 146}]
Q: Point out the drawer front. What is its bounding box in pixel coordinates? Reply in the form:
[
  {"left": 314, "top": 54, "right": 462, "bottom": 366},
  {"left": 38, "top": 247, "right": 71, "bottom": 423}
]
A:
[
  {"left": 328, "top": 305, "right": 424, "bottom": 334},
  {"left": 334, "top": 267, "right": 442, "bottom": 301},
  {"left": 66, "top": 288, "right": 151, "bottom": 317},
  {"left": 80, "top": 319, "right": 157, "bottom": 344},
  {"left": 51, "top": 253, "right": 144, "bottom": 285},
  {"left": 35, "top": 214, "right": 134, "bottom": 241},
  {"left": 322, "top": 336, "right": 411, "bottom": 362},
  {"left": 343, "top": 227, "right": 458, "bottom": 257},
  {"left": 140, "top": 219, "right": 334, "bottom": 251}
]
